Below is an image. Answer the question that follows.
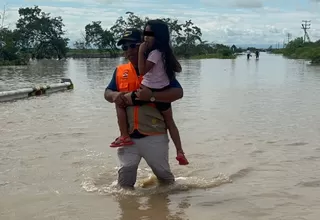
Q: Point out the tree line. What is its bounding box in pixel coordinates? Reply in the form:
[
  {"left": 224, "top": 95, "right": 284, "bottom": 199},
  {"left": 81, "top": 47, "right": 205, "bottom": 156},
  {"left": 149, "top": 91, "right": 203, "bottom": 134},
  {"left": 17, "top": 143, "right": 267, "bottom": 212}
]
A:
[
  {"left": 74, "top": 11, "right": 240, "bottom": 58},
  {"left": 0, "top": 6, "right": 69, "bottom": 65},
  {"left": 271, "top": 37, "right": 320, "bottom": 64},
  {"left": 0, "top": 6, "right": 241, "bottom": 65}
]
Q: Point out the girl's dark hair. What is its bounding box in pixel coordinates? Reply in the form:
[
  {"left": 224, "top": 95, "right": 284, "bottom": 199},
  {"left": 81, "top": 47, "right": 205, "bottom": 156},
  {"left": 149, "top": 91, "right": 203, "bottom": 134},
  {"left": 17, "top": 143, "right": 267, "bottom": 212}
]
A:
[{"left": 144, "top": 19, "right": 181, "bottom": 80}]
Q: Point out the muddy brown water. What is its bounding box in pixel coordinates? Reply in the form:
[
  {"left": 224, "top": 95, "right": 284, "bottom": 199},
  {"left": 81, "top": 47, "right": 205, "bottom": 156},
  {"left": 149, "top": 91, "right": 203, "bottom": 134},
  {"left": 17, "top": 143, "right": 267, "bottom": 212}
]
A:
[{"left": 1, "top": 54, "right": 320, "bottom": 219}]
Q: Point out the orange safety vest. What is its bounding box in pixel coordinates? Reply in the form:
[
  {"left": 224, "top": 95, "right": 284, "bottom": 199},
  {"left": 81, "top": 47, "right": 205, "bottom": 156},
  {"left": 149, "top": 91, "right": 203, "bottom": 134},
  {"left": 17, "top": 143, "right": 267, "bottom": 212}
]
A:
[
  {"left": 115, "top": 62, "right": 142, "bottom": 92},
  {"left": 115, "top": 62, "right": 166, "bottom": 135}
]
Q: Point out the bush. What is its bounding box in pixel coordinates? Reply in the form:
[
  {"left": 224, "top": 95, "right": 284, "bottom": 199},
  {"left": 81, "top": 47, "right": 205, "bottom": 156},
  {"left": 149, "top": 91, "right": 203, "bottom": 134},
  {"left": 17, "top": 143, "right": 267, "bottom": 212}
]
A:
[{"left": 271, "top": 37, "right": 320, "bottom": 63}]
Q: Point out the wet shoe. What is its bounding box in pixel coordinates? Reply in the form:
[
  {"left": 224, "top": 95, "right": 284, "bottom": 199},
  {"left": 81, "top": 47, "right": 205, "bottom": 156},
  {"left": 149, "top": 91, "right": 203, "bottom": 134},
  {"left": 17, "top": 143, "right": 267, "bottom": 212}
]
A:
[
  {"left": 176, "top": 152, "right": 189, "bottom": 165},
  {"left": 110, "top": 136, "right": 134, "bottom": 148}
]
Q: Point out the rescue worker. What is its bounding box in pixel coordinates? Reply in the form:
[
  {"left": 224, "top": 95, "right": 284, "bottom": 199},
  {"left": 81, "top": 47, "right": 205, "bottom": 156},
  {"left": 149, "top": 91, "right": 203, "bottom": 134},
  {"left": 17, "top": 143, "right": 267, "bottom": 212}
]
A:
[{"left": 104, "top": 28, "right": 184, "bottom": 189}]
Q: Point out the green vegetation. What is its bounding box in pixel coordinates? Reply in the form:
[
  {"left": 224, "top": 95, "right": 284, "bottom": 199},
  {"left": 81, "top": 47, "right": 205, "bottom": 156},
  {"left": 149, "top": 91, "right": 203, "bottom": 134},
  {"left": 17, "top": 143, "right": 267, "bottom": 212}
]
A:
[
  {"left": 270, "top": 37, "right": 320, "bottom": 64},
  {"left": 0, "top": 6, "right": 68, "bottom": 65},
  {"left": 190, "top": 43, "right": 238, "bottom": 59},
  {"left": 1, "top": 6, "right": 242, "bottom": 66},
  {"left": 191, "top": 54, "right": 237, "bottom": 59},
  {"left": 72, "top": 12, "right": 242, "bottom": 59},
  {"left": 66, "top": 49, "right": 121, "bottom": 58}
]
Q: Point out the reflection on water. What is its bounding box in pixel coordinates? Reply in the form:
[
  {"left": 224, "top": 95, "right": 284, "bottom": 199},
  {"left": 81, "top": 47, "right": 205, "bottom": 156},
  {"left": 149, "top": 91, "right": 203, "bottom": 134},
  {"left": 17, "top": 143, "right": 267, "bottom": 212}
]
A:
[
  {"left": 1, "top": 53, "right": 320, "bottom": 220},
  {"left": 116, "top": 194, "right": 188, "bottom": 220},
  {"left": 254, "top": 58, "right": 259, "bottom": 73},
  {"left": 0, "top": 60, "right": 69, "bottom": 91}
]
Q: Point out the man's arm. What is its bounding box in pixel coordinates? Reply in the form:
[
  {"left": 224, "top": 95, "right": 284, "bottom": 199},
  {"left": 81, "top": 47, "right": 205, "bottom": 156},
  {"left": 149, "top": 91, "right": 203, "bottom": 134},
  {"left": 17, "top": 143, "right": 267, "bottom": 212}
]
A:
[
  {"left": 135, "top": 78, "right": 183, "bottom": 103},
  {"left": 104, "top": 68, "right": 118, "bottom": 102},
  {"left": 105, "top": 89, "right": 119, "bottom": 103},
  {"left": 153, "top": 78, "right": 183, "bottom": 102}
]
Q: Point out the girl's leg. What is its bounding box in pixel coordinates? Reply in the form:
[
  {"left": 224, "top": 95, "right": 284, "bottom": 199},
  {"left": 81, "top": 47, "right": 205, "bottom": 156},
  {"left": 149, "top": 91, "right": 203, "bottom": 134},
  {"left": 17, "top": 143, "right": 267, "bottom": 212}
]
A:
[
  {"left": 161, "top": 108, "right": 189, "bottom": 165},
  {"left": 161, "top": 108, "right": 182, "bottom": 153},
  {"left": 116, "top": 104, "right": 130, "bottom": 137},
  {"left": 110, "top": 104, "right": 134, "bottom": 148},
  {"left": 110, "top": 88, "right": 147, "bottom": 148}
]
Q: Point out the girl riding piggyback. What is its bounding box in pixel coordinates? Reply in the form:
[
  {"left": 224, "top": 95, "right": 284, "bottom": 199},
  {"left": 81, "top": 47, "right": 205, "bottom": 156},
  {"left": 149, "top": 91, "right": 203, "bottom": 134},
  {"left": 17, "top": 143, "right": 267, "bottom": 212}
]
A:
[{"left": 111, "top": 19, "right": 189, "bottom": 165}]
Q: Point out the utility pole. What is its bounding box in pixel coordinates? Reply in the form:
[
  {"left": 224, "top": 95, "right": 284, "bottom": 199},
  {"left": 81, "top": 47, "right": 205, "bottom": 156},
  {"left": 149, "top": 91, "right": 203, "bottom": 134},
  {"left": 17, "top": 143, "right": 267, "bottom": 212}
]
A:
[
  {"left": 287, "top": 33, "right": 292, "bottom": 44},
  {"left": 0, "top": 4, "right": 8, "bottom": 49},
  {"left": 301, "top": 20, "right": 311, "bottom": 43},
  {"left": 0, "top": 4, "right": 7, "bottom": 30}
]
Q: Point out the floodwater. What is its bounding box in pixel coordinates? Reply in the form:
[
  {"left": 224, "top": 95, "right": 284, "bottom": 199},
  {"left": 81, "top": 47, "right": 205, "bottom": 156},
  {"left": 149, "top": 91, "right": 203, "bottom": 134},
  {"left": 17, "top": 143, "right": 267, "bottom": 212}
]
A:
[{"left": 1, "top": 54, "right": 320, "bottom": 220}]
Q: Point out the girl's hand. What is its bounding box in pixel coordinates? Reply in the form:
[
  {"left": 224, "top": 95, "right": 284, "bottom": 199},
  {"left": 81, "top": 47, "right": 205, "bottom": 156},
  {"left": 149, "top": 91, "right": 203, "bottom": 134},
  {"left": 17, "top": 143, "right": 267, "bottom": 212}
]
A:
[{"left": 139, "top": 42, "right": 148, "bottom": 53}]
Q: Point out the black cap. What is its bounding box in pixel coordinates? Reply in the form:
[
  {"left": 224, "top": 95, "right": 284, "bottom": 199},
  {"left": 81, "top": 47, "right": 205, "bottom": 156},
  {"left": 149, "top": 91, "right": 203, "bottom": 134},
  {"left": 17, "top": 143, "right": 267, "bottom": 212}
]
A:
[{"left": 117, "top": 28, "right": 142, "bottom": 46}]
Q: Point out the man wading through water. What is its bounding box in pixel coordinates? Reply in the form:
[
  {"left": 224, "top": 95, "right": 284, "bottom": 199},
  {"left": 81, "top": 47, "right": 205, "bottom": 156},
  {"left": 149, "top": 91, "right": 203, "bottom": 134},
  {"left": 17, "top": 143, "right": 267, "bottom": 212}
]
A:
[{"left": 104, "top": 28, "right": 184, "bottom": 189}]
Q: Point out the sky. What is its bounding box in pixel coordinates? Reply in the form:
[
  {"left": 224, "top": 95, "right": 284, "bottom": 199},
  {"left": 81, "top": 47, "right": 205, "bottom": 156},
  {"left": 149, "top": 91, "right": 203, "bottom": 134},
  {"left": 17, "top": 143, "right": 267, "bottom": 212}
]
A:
[{"left": 1, "top": 0, "right": 320, "bottom": 48}]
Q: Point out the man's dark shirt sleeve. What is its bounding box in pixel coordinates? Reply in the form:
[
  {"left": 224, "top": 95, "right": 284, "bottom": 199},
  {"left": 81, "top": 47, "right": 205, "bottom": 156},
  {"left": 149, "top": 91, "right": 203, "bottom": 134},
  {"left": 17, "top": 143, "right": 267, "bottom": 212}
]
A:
[
  {"left": 106, "top": 68, "right": 118, "bottom": 91},
  {"left": 169, "top": 77, "right": 182, "bottom": 88}
]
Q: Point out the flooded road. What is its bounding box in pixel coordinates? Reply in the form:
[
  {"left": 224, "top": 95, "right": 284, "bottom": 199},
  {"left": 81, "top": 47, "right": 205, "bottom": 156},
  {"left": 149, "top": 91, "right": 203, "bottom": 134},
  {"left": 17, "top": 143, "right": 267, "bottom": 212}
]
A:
[{"left": 1, "top": 54, "right": 320, "bottom": 219}]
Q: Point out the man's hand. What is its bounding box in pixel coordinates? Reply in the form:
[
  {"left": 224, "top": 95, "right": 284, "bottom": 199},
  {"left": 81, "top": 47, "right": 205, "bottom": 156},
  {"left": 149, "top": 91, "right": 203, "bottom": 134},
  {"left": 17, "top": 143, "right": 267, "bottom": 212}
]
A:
[
  {"left": 112, "top": 92, "right": 128, "bottom": 107},
  {"left": 135, "top": 85, "right": 152, "bottom": 101}
]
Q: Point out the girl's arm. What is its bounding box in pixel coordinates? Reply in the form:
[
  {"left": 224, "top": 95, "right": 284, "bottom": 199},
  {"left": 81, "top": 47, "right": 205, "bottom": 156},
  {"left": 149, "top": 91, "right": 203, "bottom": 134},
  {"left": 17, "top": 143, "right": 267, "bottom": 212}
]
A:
[{"left": 138, "top": 43, "right": 155, "bottom": 75}]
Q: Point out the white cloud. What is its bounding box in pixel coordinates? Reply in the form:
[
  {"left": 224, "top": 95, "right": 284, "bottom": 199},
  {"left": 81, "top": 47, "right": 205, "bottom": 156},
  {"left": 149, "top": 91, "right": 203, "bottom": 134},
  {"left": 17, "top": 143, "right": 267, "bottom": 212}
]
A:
[
  {"left": 2, "top": 0, "right": 320, "bottom": 46},
  {"left": 201, "top": 0, "right": 263, "bottom": 8},
  {"left": 233, "top": 0, "right": 263, "bottom": 8}
]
